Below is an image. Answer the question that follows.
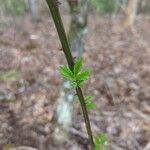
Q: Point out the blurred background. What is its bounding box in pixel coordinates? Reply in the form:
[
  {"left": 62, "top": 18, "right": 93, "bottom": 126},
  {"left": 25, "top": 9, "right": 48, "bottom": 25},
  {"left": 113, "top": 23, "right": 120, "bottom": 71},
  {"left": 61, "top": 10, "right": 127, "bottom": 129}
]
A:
[{"left": 0, "top": 0, "right": 150, "bottom": 150}]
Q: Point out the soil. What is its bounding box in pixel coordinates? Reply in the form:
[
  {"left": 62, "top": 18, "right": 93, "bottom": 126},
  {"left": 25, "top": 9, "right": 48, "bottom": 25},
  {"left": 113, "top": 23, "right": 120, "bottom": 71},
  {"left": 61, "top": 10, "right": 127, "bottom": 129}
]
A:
[{"left": 0, "top": 14, "right": 150, "bottom": 150}]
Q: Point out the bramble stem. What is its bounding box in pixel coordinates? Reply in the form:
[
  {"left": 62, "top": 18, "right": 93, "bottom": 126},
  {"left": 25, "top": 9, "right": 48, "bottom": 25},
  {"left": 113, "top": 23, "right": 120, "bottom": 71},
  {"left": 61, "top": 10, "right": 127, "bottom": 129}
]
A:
[
  {"left": 45, "top": 0, "right": 95, "bottom": 149},
  {"left": 76, "top": 88, "right": 95, "bottom": 149}
]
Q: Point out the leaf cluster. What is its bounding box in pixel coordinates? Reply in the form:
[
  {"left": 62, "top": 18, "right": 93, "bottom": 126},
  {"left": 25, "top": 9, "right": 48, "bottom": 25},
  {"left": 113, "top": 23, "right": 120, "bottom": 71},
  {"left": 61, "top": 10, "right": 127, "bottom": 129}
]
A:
[
  {"left": 94, "top": 134, "right": 108, "bottom": 150},
  {"left": 59, "top": 59, "right": 92, "bottom": 88}
]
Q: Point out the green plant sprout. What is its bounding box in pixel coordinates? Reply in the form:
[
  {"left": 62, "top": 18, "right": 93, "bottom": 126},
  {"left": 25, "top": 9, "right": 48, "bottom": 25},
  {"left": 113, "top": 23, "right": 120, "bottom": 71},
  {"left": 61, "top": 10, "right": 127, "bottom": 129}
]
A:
[
  {"left": 59, "top": 59, "right": 96, "bottom": 110},
  {"left": 85, "top": 95, "right": 97, "bottom": 110},
  {"left": 45, "top": 0, "right": 108, "bottom": 149},
  {"left": 94, "top": 134, "right": 108, "bottom": 150},
  {"left": 59, "top": 59, "right": 108, "bottom": 149},
  {"left": 59, "top": 59, "right": 92, "bottom": 88}
]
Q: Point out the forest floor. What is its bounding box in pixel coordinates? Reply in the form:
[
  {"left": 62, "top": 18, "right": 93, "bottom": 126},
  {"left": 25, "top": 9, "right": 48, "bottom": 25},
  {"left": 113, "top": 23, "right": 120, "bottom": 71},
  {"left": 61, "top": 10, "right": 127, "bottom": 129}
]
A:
[{"left": 0, "top": 14, "right": 150, "bottom": 150}]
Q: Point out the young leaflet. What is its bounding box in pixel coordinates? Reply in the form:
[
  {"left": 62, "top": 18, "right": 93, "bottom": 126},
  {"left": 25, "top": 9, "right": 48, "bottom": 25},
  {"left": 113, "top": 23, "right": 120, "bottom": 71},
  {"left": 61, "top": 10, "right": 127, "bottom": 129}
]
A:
[
  {"left": 59, "top": 59, "right": 92, "bottom": 88},
  {"left": 94, "top": 134, "right": 108, "bottom": 150}
]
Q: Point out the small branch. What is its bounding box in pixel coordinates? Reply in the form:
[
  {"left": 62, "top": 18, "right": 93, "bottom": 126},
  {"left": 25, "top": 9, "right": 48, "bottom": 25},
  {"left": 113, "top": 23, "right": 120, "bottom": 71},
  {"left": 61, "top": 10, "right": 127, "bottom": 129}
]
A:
[
  {"left": 46, "top": 0, "right": 74, "bottom": 71},
  {"left": 45, "top": 0, "right": 95, "bottom": 149}
]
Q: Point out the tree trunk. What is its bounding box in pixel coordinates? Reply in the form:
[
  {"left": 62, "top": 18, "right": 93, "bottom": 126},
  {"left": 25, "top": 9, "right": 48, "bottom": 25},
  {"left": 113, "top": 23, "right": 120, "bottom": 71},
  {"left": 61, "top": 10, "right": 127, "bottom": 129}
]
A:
[
  {"left": 138, "top": 0, "right": 148, "bottom": 14},
  {"left": 28, "top": 0, "right": 40, "bottom": 22},
  {"left": 67, "top": 0, "right": 89, "bottom": 58},
  {"left": 52, "top": 0, "right": 89, "bottom": 145},
  {"left": 121, "top": 0, "right": 139, "bottom": 30}
]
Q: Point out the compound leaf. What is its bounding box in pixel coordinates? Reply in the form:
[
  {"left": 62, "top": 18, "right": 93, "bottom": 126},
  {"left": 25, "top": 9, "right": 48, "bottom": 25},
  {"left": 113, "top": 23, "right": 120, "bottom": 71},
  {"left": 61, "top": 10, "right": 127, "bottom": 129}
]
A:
[
  {"left": 85, "top": 95, "right": 94, "bottom": 101},
  {"left": 86, "top": 102, "right": 97, "bottom": 110},
  {"left": 74, "top": 59, "right": 82, "bottom": 76},
  {"left": 85, "top": 96, "right": 96, "bottom": 110},
  {"left": 94, "top": 134, "right": 108, "bottom": 149},
  {"left": 76, "top": 69, "right": 92, "bottom": 81},
  {"left": 59, "top": 66, "right": 74, "bottom": 80}
]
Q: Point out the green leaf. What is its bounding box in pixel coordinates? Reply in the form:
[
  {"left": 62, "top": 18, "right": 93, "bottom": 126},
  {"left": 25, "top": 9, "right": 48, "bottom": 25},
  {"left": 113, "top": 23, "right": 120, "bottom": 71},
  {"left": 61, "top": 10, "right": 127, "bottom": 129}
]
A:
[
  {"left": 86, "top": 102, "right": 97, "bottom": 110},
  {"left": 73, "top": 59, "right": 82, "bottom": 76},
  {"left": 76, "top": 80, "right": 84, "bottom": 87},
  {"left": 85, "top": 95, "right": 94, "bottom": 101},
  {"left": 85, "top": 96, "right": 96, "bottom": 110},
  {"left": 76, "top": 69, "right": 92, "bottom": 81},
  {"left": 94, "top": 134, "right": 108, "bottom": 149},
  {"left": 95, "top": 145, "right": 99, "bottom": 150},
  {"left": 59, "top": 66, "right": 74, "bottom": 80}
]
